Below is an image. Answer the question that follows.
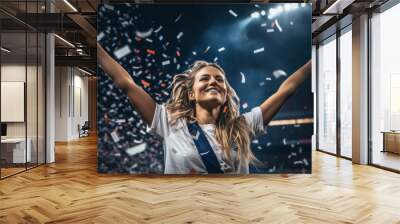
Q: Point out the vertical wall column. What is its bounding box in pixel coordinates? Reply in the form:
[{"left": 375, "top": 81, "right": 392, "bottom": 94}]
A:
[
  {"left": 45, "top": 0, "right": 55, "bottom": 163},
  {"left": 46, "top": 33, "right": 55, "bottom": 163},
  {"left": 352, "top": 14, "right": 369, "bottom": 164}
]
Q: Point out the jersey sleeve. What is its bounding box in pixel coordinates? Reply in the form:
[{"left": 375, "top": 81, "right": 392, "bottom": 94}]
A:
[
  {"left": 242, "top": 106, "right": 266, "bottom": 137},
  {"left": 149, "top": 103, "right": 170, "bottom": 138}
]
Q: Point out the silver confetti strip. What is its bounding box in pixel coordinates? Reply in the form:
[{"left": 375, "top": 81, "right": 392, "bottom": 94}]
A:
[{"left": 253, "top": 47, "right": 265, "bottom": 54}]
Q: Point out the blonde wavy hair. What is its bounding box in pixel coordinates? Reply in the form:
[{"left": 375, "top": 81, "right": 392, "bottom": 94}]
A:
[{"left": 165, "top": 60, "right": 259, "bottom": 169}]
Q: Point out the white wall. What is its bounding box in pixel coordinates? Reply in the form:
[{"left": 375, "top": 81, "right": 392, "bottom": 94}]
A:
[
  {"left": 1, "top": 63, "right": 45, "bottom": 164},
  {"left": 54, "top": 66, "right": 89, "bottom": 141},
  {"left": 1, "top": 64, "right": 28, "bottom": 138}
]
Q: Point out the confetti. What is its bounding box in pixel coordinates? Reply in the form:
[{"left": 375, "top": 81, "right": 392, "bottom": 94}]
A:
[
  {"left": 266, "top": 77, "right": 272, "bottom": 81},
  {"left": 242, "top": 102, "right": 248, "bottom": 109},
  {"left": 110, "top": 130, "right": 120, "bottom": 142},
  {"left": 146, "top": 49, "right": 156, "bottom": 55},
  {"left": 275, "top": 19, "right": 282, "bottom": 32},
  {"left": 141, "top": 80, "right": 150, "bottom": 88},
  {"left": 228, "top": 9, "right": 238, "bottom": 17},
  {"left": 175, "top": 14, "right": 182, "bottom": 23},
  {"left": 176, "top": 51, "right": 181, "bottom": 57},
  {"left": 97, "top": 32, "right": 105, "bottom": 41},
  {"left": 213, "top": 57, "right": 218, "bottom": 62},
  {"left": 161, "top": 90, "right": 169, "bottom": 96},
  {"left": 218, "top": 47, "right": 225, "bottom": 52},
  {"left": 293, "top": 161, "right": 303, "bottom": 165},
  {"left": 253, "top": 47, "right": 264, "bottom": 54},
  {"left": 177, "top": 32, "right": 184, "bottom": 39},
  {"left": 114, "top": 45, "right": 131, "bottom": 59},
  {"left": 261, "top": 23, "right": 267, "bottom": 27},
  {"left": 267, "top": 29, "right": 274, "bottom": 33},
  {"left": 162, "top": 60, "right": 170, "bottom": 66},
  {"left": 121, "top": 21, "right": 129, "bottom": 27},
  {"left": 192, "top": 51, "right": 197, "bottom": 55},
  {"left": 240, "top": 72, "right": 246, "bottom": 84},
  {"left": 269, "top": 166, "right": 276, "bottom": 172},
  {"left": 133, "top": 70, "right": 142, "bottom": 77},
  {"left": 125, "top": 143, "right": 147, "bottom": 156},
  {"left": 303, "top": 158, "right": 309, "bottom": 166},
  {"left": 145, "top": 38, "right": 153, "bottom": 43},
  {"left": 272, "top": 70, "right": 287, "bottom": 79},
  {"left": 115, "top": 119, "right": 126, "bottom": 124},
  {"left": 154, "top": 25, "right": 163, "bottom": 33},
  {"left": 103, "top": 4, "right": 114, "bottom": 10},
  {"left": 133, "top": 139, "right": 143, "bottom": 144},
  {"left": 252, "top": 139, "right": 259, "bottom": 144},
  {"left": 204, "top": 46, "right": 211, "bottom": 53},
  {"left": 290, "top": 21, "right": 294, "bottom": 26}
]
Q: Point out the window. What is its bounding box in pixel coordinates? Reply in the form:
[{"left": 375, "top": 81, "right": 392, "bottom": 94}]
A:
[
  {"left": 370, "top": 2, "right": 400, "bottom": 171},
  {"left": 339, "top": 28, "right": 352, "bottom": 158},
  {"left": 317, "top": 36, "right": 337, "bottom": 154}
]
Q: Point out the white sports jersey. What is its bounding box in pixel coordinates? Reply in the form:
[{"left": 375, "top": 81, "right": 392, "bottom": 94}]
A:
[{"left": 150, "top": 104, "right": 265, "bottom": 174}]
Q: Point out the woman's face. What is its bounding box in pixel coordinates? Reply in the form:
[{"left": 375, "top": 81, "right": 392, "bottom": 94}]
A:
[{"left": 189, "top": 66, "right": 227, "bottom": 109}]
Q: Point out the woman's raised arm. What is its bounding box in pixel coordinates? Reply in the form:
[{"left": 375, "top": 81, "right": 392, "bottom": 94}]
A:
[
  {"left": 97, "top": 43, "right": 156, "bottom": 125},
  {"left": 259, "top": 60, "right": 311, "bottom": 125}
]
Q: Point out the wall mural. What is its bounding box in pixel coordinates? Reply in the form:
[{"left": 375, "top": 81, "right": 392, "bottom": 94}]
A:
[{"left": 97, "top": 3, "right": 312, "bottom": 174}]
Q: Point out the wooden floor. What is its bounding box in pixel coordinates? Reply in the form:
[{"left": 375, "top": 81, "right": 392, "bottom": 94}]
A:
[{"left": 1, "top": 135, "right": 400, "bottom": 223}]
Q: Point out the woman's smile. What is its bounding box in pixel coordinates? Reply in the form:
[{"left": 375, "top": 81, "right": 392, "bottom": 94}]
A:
[{"left": 205, "top": 87, "right": 222, "bottom": 94}]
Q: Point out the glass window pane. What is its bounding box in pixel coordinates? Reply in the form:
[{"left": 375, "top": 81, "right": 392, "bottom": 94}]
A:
[
  {"left": 318, "top": 37, "right": 337, "bottom": 154},
  {"left": 339, "top": 29, "right": 352, "bottom": 158},
  {"left": 1, "top": 31, "right": 27, "bottom": 177},
  {"left": 27, "top": 31, "right": 38, "bottom": 169},
  {"left": 371, "top": 3, "right": 400, "bottom": 171},
  {"left": 38, "top": 32, "right": 45, "bottom": 165}
]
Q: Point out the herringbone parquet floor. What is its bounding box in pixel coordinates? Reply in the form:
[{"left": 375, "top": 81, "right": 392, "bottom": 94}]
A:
[{"left": 1, "top": 135, "right": 400, "bottom": 224}]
